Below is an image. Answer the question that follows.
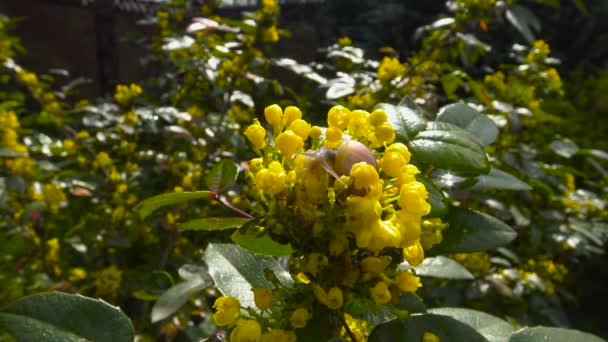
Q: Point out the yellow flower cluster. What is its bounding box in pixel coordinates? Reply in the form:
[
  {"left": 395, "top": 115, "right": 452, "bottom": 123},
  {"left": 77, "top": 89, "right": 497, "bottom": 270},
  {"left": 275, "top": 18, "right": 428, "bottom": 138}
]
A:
[
  {"left": 0, "top": 111, "right": 28, "bottom": 154},
  {"left": 451, "top": 252, "right": 492, "bottom": 277},
  {"left": 114, "top": 83, "right": 142, "bottom": 108},
  {"left": 237, "top": 104, "right": 432, "bottom": 339},
  {"left": 377, "top": 57, "right": 407, "bottom": 83},
  {"left": 94, "top": 265, "right": 123, "bottom": 300}
]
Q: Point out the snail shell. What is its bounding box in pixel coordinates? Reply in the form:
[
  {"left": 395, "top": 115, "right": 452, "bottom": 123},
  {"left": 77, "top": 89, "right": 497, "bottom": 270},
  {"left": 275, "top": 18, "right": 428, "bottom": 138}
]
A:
[{"left": 299, "top": 140, "right": 377, "bottom": 183}]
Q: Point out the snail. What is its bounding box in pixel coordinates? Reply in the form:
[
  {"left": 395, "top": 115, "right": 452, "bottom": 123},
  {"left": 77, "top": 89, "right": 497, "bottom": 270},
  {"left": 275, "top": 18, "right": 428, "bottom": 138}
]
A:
[{"left": 298, "top": 140, "right": 377, "bottom": 184}]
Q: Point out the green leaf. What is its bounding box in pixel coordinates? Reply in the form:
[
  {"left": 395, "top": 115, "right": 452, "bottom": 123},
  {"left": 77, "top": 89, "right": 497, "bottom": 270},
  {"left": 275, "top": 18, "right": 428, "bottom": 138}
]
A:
[
  {"left": 0, "top": 148, "right": 28, "bottom": 158},
  {"left": 0, "top": 292, "right": 134, "bottom": 342},
  {"left": 408, "top": 122, "right": 490, "bottom": 176},
  {"left": 508, "top": 326, "right": 605, "bottom": 342},
  {"left": 178, "top": 217, "right": 251, "bottom": 231},
  {"left": 376, "top": 102, "right": 427, "bottom": 141},
  {"left": 436, "top": 207, "right": 517, "bottom": 253},
  {"left": 437, "top": 102, "right": 498, "bottom": 147},
  {"left": 205, "top": 160, "right": 239, "bottom": 193},
  {"left": 369, "top": 314, "right": 487, "bottom": 342},
  {"left": 549, "top": 138, "right": 579, "bottom": 159},
  {"left": 403, "top": 256, "right": 474, "bottom": 280},
  {"left": 151, "top": 278, "right": 210, "bottom": 323},
  {"left": 570, "top": 0, "right": 588, "bottom": 14},
  {"left": 203, "top": 243, "right": 294, "bottom": 309},
  {"left": 429, "top": 308, "right": 514, "bottom": 342},
  {"left": 505, "top": 5, "right": 540, "bottom": 44},
  {"left": 136, "top": 191, "right": 213, "bottom": 219},
  {"left": 471, "top": 168, "right": 531, "bottom": 191},
  {"left": 231, "top": 222, "right": 293, "bottom": 256},
  {"left": 416, "top": 176, "right": 448, "bottom": 218},
  {"left": 326, "top": 80, "right": 355, "bottom": 100}
]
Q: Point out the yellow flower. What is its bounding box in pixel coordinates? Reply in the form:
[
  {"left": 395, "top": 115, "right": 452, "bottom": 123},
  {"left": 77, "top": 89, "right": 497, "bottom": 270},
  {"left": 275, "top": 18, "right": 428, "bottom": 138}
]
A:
[
  {"left": 310, "top": 126, "right": 323, "bottom": 139},
  {"left": 326, "top": 287, "right": 343, "bottom": 309},
  {"left": 338, "top": 36, "right": 352, "bottom": 46},
  {"left": 262, "top": 26, "right": 280, "bottom": 43},
  {"left": 264, "top": 104, "right": 283, "bottom": 128},
  {"left": 253, "top": 288, "right": 273, "bottom": 310},
  {"left": 324, "top": 127, "right": 343, "bottom": 149},
  {"left": 396, "top": 165, "right": 421, "bottom": 188},
  {"left": 255, "top": 161, "right": 287, "bottom": 195},
  {"left": 377, "top": 57, "right": 407, "bottom": 82},
  {"left": 368, "top": 109, "right": 387, "bottom": 126},
  {"left": 276, "top": 130, "right": 302, "bottom": 157},
  {"left": 370, "top": 281, "right": 391, "bottom": 305},
  {"left": 395, "top": 270, "right": 422, "bottom": 293},
  {"left": 347, "top": 110, "right": 369, "bottom": 138},
  {"left": 398, "top": 181, "right": 430, "bottom": 216},
  {"left": 283, "top": 106, "right": 302, "bottom": 126},
  {"left": 350, "top": 162, "right": 381, "bottom": 191},
  {"left": 290, "top": 308, "right": 310, "bottom": 328},
  {"left": 290, "top": 119, "right": 311, "bottom": 141},
  {"left": 68, "top": 268, "right": 87, "bottom": 282},
  {"left": 380, "top": 151, "right": 407, "bottom": 178},
  {"left": 367, "top": 220, "right": 401, "bottom": 253},
  {"left": 261, "top": 329, "right": 296, "bottom": 342},
  {"left": 327, "top": 105, "right": 351, "bottom": 130},
  {"left": 374, "top": 122, "right": 396, "bottom": 145},
  {"left": 328, "top": 232, "right": 349, "bottom": 256},
  {"left": 95, "top": 152, "right": 113, "bottom": 168},
  {"left": 230, "top": 319, "right": 262, "bottom": 342},
  {"left": 94, "top": 265, "right": 123, "bottom": 300},
  {"left": 422, "top": 332, "right": 441, "bottom": 342},
  {"left": 403, "top": 242, "right": 425, "bottom": 266},
  {"left": 212, "top": 296, "right": 241, "bottom": 326},
  {"left": 245, "top": 121, "right": 267, "bottom": 149},
  {"left": 360, "top": 256, "right": 390, "bottom": 275}
]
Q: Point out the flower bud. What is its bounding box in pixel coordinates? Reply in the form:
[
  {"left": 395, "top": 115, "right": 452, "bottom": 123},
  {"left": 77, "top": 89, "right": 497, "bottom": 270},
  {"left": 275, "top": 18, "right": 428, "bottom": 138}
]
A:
[
  {"left": 212, "top": 296, "right": 240, "bottom": 326},
  {"left": 369, "top": 109, "right": 388, "bottom": 126},
  {"left": 289, "top": 119, "right": 311, "bottom": 141},
  {"left": 350, "top": 162, "right": 380, "bottom": 190},
  {"left": 290, "top": 308, "right": 310, "bottom": 328},
  {"left": 264, "top": 104, "right": 283, "bottom": 127},
  {"left": 244, "top": 122, "right": 266, "bottom": 149},
  {"left": 276, "top": 130, "right": 303, "bottom": 158},
  {"left": 374, "top": 122, "right": 396, "bottom": 145},
  {"left": 310, "top": 125, "right": 323, "bottom": 139},
  {"left": 230, "top": 319, "right": 262, "bottom": 342},
  {"left": 395, "top": 270, "right": 422, "bottom": 293},
  {"left": 370, "top": 281, "right": 391, "bottom": 305},
  {"left": 324, "top": 127, "right": 342, "bottom": 149},
  {"left": 327, "top": 105, "right": 351, "bottom": 129},
  {"left": 326, "top": 287, "right": 343, "bottom": 309},
  {"left": 403, "top": 242, "right": 425, "bottom": 266},
  {"left": 283, "top": 106, "right": 302, "bottom": 126},
  {"left": 380, "top": 151, "right": 406, "bottom": 178},
  {"left": 253, "top": 288, "right": 273, "bottom": 310}
]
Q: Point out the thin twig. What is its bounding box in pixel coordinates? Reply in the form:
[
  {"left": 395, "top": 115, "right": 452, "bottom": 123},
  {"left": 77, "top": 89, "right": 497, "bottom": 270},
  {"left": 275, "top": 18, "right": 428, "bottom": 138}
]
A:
[{"left": 341, "top": 313, "right": 358, "bottom": 342}]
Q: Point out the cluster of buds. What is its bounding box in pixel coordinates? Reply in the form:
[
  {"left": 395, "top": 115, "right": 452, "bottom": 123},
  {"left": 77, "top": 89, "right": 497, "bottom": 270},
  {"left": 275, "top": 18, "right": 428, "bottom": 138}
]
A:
[{"left": 214, "top": 103, "right": 443, "bottom": 340}]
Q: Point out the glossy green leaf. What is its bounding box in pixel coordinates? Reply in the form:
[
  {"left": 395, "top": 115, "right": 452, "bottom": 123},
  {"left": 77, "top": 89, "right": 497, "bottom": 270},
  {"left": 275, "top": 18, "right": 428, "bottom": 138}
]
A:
[
  {"left": 203, "top": 243, "right": 294, "bottom": 309},
  {"left": 436, "top": 207, "right": 517, "bottom": 253},
  {"left": 508, "top": 326, "right": 604, "bottom": 342},
  {"left": 151, "top": 278, "right": 210, "bottom": 323},
  {"left": 505, "top": 5, "right": 540, "bottom": 43},
  {"left": 408, "top": 123, "right": 490, "bottom": 176},
  {"left": 369, "top": 314, "right": 487, "bottom": 342},
  {"left": 205, "top": 160, "right": 239, "bottom": 193},
  {"left": 136, "top": 191, "right": 212, "bottom": 219},
  {"left": 437, "top": 102, "right": 498, "bottom": 146},
  {"left": 549, "top": 138, "right": 579, "bottom": 159},
  {"left": 231, "top": 223, "right": 293, "bottom": 256},
  {"left": 376, "top": 102, "right": 427, "bottom": 141},
  {"left": 472, "top": 168, "right": 531, "bottom": 191},
  {"left": 177, "top": 217, "right": 251, "bottom": 231},
  {"left": 0, "top": 292, "right": 134, "bottom": 342},
  {"left": 326, "top": 81, "right": 355, "bottom": 100},
  {"left": 416, "top": 176, "right": 448, "bottom": 218},
  {"left": 429, "top": 308, "right": 514, "bottom": 342},
  {"left": 404, "top": 256, "right": 474, "bottom": 280},
  {"left": 0, "top": 148, "right": 28, "bottom": 158}
]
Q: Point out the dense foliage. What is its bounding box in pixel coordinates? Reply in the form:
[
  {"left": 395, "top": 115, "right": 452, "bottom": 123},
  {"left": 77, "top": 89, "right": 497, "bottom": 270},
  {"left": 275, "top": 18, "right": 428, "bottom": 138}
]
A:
[{"left": 0, "top": 0, "right": 607, "bottom": 341}]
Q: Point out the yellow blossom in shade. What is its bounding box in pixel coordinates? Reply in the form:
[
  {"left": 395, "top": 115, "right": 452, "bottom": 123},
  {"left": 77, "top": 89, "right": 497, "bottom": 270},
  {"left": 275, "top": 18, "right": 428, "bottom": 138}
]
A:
[
  {"left": 9, "top": 158, "right": 36, "bottom": 179},
  {"left": 403, "top": 242, "right": 425, "bottom": 266},
  {"left": 312, "top": 284, "right": 328, "bottom": 304},
  {"left": 350, "top": 162, "right": 381, "bottom": 191},
  {"left": 370, "top": 281, "right": 391, "bottom": 305},
  {"left": 262, "top": 26, "right": 280, "bottom": 43},
  {"left": 374, "top": 122, "right": 396, "bottom": 145},
  {"left": 276, "top": 130, "right": 302, "bottom": 157},
  {"left": 264, "top": 104, "right": 283, "bottom": 127},
  {"left": 230, "top": 319, "right": 262, "bottom": 342},
  {"left": 393, "top": 211, "right": 422, "bottom": 247},
  {"left": 369, "top": 109, "right": 387, "bottom": 126},
  {"left": 347, "top": 196, "right": 382, "bottom": 248},
  {"left": 261, "top": 329, "right": 296, "bottom": 342},
  {"left": 245, "top": 121, "right": 267, "bottom": 149},
  {"left": 94, "top": 265, "right": 123, "bottom": 300},
  {"left": 212, "top": 296, "right": 241, "bottom": 326},
  {"left": 395, "top": 270, "right": 422, "bottom": 293},
  {"left": 253, "top": 288, "right": 273, "bottom": 310},
  {"left": 377, "top": 57, "right": 407, "bottom": 82},
  {"left": 387, "top": 143, "right": 411, "bottom": 163},
  {"left": 360, "top": 256, "right": 390, "bottom": 275},
  {"left": 347, "top": 109, "right": 369, "bottom": 138},
  {"left": 327, "top": 105, "right": 351, "bottom": 129},
  {"left": 337, "top": 36, "right": 352, "bottom": 46},
  {"left": 310, "top": 126, "right": 322, "bottom": 139},
  {"left": 68, "top": 268, "right": 87, "bottom": 282},
  {"left": 326, "top": 287, "right": 343, "bottom": 309},
  {"left": 422, "top": 332, "right": 441, "bottom": 342},
  {"left": 324, "top": 127, "right": 343, "bottom": 149},
  {"left": 289, "top": 119, "right": 311, "bottom": 141},
  {"left": 329, "top": 232, "right": 349, "bottom": 256},
  {"left": 399, "top": 181, "right": 430, "bottom": 216},
  {"left": 94, "top": 152, "right": 113, "bottom": 168},
  {"left": 283, "top": 106, "right": 302, "bottom": 126},
  {"left": 290, "top": 308, "right": 310, "bottom": 328}
]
